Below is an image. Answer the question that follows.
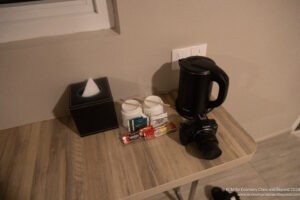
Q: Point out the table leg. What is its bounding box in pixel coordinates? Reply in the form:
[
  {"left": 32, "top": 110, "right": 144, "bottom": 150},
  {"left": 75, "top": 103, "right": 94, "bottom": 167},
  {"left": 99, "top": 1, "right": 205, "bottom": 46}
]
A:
[
  {"left": 188, "top": 180, "right": 199, "bottom": 200},
  {"left": 174, "top": 186, "right": 184, "bottom": 200}
]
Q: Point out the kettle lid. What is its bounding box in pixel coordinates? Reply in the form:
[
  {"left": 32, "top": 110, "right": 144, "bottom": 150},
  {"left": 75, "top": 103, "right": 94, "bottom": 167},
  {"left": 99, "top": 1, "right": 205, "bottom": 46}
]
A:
[{"left": 179, "top": 56, "right": 217, "bottom": 75}]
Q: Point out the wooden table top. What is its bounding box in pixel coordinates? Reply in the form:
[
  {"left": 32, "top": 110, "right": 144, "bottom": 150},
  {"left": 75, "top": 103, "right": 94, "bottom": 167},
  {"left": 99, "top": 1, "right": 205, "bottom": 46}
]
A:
[{"left": 0, "top": 91, "right": 256, "bottom": 200}]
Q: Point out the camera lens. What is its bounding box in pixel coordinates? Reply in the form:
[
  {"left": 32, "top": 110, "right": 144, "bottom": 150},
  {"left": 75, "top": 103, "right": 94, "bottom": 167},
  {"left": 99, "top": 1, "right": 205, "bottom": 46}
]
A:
[
  {"left": 198, "top": 142, "right": 222, "bottom": 160},
  {"left": 195, "top": 131, "right": 222, "bottom": 160}
]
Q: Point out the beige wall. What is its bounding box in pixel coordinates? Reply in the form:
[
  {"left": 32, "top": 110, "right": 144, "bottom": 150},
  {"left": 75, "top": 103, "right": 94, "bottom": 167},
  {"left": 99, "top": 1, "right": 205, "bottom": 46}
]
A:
[{"left": 0, "top": 0, "right": 299, "bottom": 141}]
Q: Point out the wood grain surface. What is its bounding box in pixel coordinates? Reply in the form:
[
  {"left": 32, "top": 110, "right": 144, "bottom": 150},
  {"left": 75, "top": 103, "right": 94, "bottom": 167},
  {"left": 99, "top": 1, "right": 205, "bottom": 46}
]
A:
[
  {"left": 0, "top": 91, "right": 256, "bottom": 200},
  {"left": 146, "top": 132, "right": 300, "bottom": 200}
]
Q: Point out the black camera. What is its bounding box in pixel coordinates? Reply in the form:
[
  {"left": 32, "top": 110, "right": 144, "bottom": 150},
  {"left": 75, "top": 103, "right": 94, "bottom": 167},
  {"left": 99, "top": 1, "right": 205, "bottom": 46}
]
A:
[{"left": 179, "top": 116, "right": 222, "bottom": 160}]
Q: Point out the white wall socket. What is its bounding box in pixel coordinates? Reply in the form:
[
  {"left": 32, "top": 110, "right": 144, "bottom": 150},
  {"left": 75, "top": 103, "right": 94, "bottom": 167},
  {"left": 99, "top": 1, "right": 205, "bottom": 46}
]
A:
[{"left": 172, "top": 43, "right": 207, "bottom": 70}]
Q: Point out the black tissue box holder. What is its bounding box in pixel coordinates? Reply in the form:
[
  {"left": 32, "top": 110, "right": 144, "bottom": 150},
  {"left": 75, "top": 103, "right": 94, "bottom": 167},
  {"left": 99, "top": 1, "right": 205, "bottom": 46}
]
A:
[{"left": 69, "top": 77, "right": 119, "bottom": 137}]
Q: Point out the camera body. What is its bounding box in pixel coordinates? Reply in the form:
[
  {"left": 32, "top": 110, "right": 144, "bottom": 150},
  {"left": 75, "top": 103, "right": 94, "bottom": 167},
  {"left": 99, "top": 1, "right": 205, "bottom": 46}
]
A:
[{"left": 180, "top": 116, "right": 222, "bottom": 160}]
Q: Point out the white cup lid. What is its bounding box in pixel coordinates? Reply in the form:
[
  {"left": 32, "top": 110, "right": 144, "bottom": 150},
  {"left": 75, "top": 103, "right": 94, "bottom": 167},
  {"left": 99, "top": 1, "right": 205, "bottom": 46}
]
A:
[
  {"left": 144, "top": 95, "right": 163, "bottom": 108},
  {"left": 122, "top": 99, "right": 140, "bottom": 112}
]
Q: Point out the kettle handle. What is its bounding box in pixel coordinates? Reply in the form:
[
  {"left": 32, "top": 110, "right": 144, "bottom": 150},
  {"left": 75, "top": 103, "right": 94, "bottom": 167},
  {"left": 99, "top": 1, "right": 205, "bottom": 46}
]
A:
[{"left": 208, "top": 70, "right": 229, "bottom": 109}]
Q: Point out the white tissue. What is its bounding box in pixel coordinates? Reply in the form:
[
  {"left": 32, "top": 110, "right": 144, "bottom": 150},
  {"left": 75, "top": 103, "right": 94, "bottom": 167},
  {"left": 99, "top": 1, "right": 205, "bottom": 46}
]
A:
[{"left": 82, "top": 78, "right": 100, "bottom": 97}]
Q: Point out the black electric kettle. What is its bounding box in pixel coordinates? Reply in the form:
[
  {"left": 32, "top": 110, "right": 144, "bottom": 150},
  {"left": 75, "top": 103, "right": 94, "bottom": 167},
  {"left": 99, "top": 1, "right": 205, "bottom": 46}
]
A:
[{"left": 176, "top": 56, "right": 229, "bottom": 118}]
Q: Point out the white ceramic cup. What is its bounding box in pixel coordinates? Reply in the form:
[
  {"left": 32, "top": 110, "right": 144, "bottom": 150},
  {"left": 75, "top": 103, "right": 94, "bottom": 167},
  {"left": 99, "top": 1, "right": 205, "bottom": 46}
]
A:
[
  {"left": 121, "top": 99, "right": 143, "bottom": 127},
  {"left": 143, "top": 95, "right": 164, "bottom": 117}
]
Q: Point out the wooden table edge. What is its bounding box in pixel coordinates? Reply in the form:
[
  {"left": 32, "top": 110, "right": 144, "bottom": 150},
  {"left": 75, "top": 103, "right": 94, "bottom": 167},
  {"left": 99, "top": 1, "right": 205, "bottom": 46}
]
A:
[{"left": 123, "top": 151, "right": 256, "bottom": 200}]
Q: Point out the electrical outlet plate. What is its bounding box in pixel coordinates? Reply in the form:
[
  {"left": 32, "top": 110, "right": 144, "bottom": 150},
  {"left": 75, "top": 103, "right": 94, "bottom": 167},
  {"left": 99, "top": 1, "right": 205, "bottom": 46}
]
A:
[{"left": 172, "top": 43, "right": 207, "bottom": 70}]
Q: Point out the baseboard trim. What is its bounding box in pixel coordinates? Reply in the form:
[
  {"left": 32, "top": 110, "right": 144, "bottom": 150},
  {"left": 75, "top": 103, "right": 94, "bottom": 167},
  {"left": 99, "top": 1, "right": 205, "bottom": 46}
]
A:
[{"left": 256, "top": 128, "right": 291, "bottom": 142}]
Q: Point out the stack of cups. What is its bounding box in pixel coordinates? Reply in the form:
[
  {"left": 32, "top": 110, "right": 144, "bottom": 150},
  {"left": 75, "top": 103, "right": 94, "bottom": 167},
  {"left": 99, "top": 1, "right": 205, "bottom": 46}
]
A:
[
  {"left": 121, "top": 99, "right": 143, "bottom": 127},
  {"left": 121, "top": 95, "right": 170, "bottom": 144},
  {"left": 143, "top": 95, "right": 164, "bottom": 117},
  {"left": 121, "top": 95, "right": 166, "bottom": 128}
]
